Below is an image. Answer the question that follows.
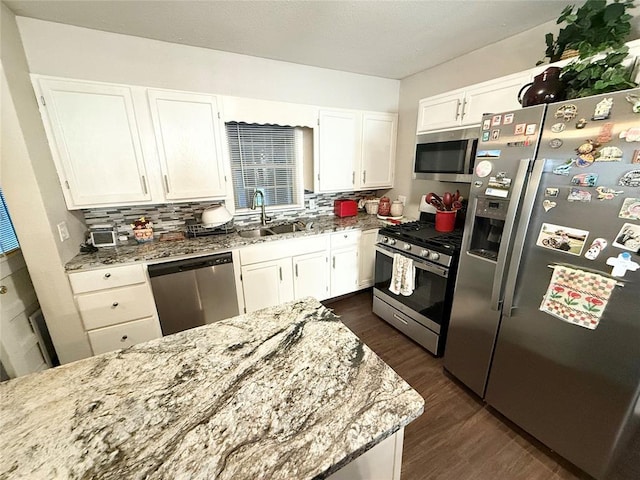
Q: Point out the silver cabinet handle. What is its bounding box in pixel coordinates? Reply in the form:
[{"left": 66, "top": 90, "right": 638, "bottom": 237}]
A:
[
  {"left": 0, "top": 286, "right": 7, "bottom": 295},
  {"left": 295, "top": 264, "right": 299, "bottom": 277},
  {"left": 352, "top": 171, "right": 355, "bottom": 184},
  {"left": 279, "top": 267, "right": 283, "bottom": 281},
  {"left": 461, "top": 99, "right": 468, "bottom": 119},
  {"left": 393, "top": 313, "right": 408, "bottom": 325},
  {"left": 454, "top": 99, "right": 462, "bottom": 120},
  {"left": 164, "top": 175, "right": 170, "bottom": 193},
  {"left": 104, "top": 273, "right": 111, "bottom": 278},
  {"left": 141, "top": 175, "right": 148, "bottom": 195},
  {"left": 332, "top": 256, "right": 336, "bottom": 269},
  {"left": 112, "top": 302, "right": 119, "bottom": 308},
  {"left": 362, "top": 170, "right": 366, "bottom": 184}
]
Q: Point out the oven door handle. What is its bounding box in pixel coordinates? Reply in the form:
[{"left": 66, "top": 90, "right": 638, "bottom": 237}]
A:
[{"left": 376, "top": 245, "right": 449, "bottom": 278}]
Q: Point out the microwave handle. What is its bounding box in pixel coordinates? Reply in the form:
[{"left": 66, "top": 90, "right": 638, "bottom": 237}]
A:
[{"left": 463, "top": 137, "right": 478, "bottom": 174}]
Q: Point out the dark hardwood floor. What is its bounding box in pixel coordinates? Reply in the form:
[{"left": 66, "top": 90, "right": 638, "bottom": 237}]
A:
[{"left": 324, "top": 290, "right": 592, "bottom": 480}]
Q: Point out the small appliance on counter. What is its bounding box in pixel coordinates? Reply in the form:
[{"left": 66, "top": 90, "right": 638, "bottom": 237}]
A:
[
  {"left": 333, "top": 199, "right": 358, "bottom": 217},
  {"left": 89, "top": 224, "right": 117, "bottom": 247}
]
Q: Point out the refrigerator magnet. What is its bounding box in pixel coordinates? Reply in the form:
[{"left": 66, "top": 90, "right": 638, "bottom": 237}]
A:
[
  {"left": 555, "top": 104, "right": 577, "bottom": 121},
  {"left": 514, "top": 123, "right": 526, "bottom": 135},
  {"left": 536, "top": 223, "right": 588, "bottom": 256},
  {"left": 618, "top": 198, "right": 640, "bottom": 220},
  {"left": 492, "top": 114, "right": 502, "bottom": 126},
  {"left": 613, "top": 223, "right": 640, "bottom": 252},
  {"left": 482, "top": 131, "right": 490, "bottom": 142},
  {"left": 567, "top": 188, "right": 592, "bottom": 203},
  {"left": 571, "top": 173, "right": 598, "bottom": 187},
  {"left": 592, "top": 98, "right": 613, "bottom": 120},
  {"left": 482, "top": 119, "right": 491, "bottom": 130},
  {"left": 585, "top": 238, "right": 608, "bottom": 260},
  {"left": 491, "top": 129, "right": 500, "bottom": 140},
  {"left": 545, "top": 187, "right": 559, "bottom": 198},
  {"left": 625, "top": 93, "right": 640, "bottom": 113},
  {"left": 619, "top": 127, "right": 640, "bottom": 142},
  {"left": 542, "top": 200, "right": 557, "bottom": 212},
  {"left": 595, "top": 186, "right": 623, "bottom": 201},
  {"left": 606, "top": 252, "right": 639, "bottom": 277},
  {"left": 549, "top": 138, "right": 563, "bottom": 148},
  {"left": 632, "top": 150, "right": 640, "bottom": 164},
  {"left": 576, "top": 118, "right": 588, "bottom": 129},
  {"left": 525, "top": 124, "right": 537, "bottom": 135},
  {"left": 576, "top": 155, "right": 595, "bottom": 167},
  {"left": 619, "top": 170, "right": 640, "bottom": 187},
  {"left": 503, "top": 113, "right": 514, "bottom": 125},
  {"left": 475, "top": 160, "right": 493, "bottom": 178},
  {"left": 553, "top": 159, "right": 575, "bottom": 175},
  {"left": 596, "top": 123, "right": 614, "bottom": 144},
  {"left": 596, "top": 146, "right": 623, "bottom": 162},
  {"left": 551, "top": 123, "right": 566, "bottom": 133}
]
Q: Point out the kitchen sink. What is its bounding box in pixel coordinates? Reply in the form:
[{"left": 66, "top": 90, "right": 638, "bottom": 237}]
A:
[{"left": 237, "top": 221, "right": 307, "bottom": 238}]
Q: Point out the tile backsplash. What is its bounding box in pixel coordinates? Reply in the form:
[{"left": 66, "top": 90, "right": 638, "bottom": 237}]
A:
[{"left": 82, "top": 191, "right": 380, "bottom": 237}]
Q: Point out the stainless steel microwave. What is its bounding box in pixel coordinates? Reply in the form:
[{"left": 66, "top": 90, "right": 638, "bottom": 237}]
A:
[{"left": 413, "top": 127, "right": 479, "bottom": 183}]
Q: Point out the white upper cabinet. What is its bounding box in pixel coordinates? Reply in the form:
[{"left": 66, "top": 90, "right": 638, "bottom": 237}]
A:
[
  {"left": 147, "top": 89, "right": 226, "bottom": 201},
  {"left": 360, "top": 113, "right": 397, "bottom": 189},
  {"left": 417, "top": 72, "right": 532, "bottom": 134},
  {"left": 317, "top": 109, "right": 396, "bottom": 192},
  {"left": 317, "top": 110, "right": 360, "bottom": 192},
  {"left": 35, "top": 77, "right": 151, "bottom": 209}
]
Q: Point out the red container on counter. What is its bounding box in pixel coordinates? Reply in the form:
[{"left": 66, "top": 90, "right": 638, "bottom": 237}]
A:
[{"left": 333, "top": 199, "right": 358, "bottom": 217}]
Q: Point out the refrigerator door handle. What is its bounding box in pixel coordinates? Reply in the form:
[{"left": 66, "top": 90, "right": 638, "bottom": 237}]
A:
[
  {"left": 502, "top": 158, "right": 547, "bottom": 317},
  {"left": 490, "top": 158, "right": 533, "bottom": 311}
]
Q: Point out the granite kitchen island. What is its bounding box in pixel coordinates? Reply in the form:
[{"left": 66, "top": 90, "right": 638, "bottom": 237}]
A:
[{"left": 0, "top": 298, "right": 424, "bottom": 479}]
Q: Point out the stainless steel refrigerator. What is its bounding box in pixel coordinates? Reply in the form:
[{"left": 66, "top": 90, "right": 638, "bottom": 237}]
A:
[{"left": 444, "top": 90, "right": 640, "bottom": 480}]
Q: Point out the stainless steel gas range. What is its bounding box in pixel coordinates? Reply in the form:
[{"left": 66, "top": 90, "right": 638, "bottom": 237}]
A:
[{"left": 372, "top": 216, "right": 463, "bottom": 356}]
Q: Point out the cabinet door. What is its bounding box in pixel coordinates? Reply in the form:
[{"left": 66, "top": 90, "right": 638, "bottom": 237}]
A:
[
  {"left": 317, "top": 110, "right": 360, "bottom": 192},
  {"left": 241, "top": 259, "right": 294, "bottom": 313},
  {"left": 360, "top": 113, "right": 396, "bottom": 189},
  {"left": 358, "top": 229, "right": 378, "bottom": 288},
  {"left": 293, "top": 251, "right": 329, "bottom": 301},
  {"left": 148, "top": 90, "right": 226, "bottom": 200},
  {"left": 462, "top": 73, "right": 532, "bottom": 126},
  {"left": 331, "top": 247, "right": 359, "bottom": 297},
  {"left": 36, "top": 78, "right": 151, "bottom": 208},
  {"left": 416, "top": 92, "right": 464, "bottom": 133}
]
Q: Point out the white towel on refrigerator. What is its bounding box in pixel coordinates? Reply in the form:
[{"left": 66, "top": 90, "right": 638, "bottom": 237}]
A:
[{"left": 389, "top": 254, "right": 415, "bottom": 296}]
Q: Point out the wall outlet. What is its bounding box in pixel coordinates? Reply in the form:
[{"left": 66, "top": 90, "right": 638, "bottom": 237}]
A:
[
  {"left": 398, "top": 195, "right": 407, "bottom": 206},
  {"left": 57, "top": 221, "right": 70, "bottom": 242},
  {"left": 308, "top": 199, "right": 317, "bottom": 210}
]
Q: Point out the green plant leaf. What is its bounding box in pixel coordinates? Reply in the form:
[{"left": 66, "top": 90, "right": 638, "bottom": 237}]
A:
[{"left": 604, "top": 2, "right": 625, "bottom": 23}]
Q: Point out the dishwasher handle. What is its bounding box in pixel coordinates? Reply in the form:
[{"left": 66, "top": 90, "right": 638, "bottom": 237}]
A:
[{"left": 148, "top": 252, "right": 233, "bottom": 277}]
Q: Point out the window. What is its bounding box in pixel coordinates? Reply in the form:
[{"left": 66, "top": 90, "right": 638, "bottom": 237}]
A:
[
  {"left": 0, "top": 189, "right": 20, "bottom": 255},
  {"left": 226, "top": 122, "right": 303, "bottom": 210}
]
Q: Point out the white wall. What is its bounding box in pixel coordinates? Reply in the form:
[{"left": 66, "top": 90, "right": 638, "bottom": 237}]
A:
[
  {"left": 1, "top": 4, "right": 92, "bottom": 363},
  {"left": 15, "top": 17, "right": 400, "bottom": 113}
]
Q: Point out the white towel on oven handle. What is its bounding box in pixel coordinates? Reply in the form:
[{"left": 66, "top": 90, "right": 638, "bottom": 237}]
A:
[{"left": 389, "top": 254, "right": 415, "bottom": 296}]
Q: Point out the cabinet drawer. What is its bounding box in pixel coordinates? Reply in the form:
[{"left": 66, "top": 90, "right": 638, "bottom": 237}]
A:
[
  {"left": 68, "top": 264, "right": 147, "bottom": 294},
  {"left": 88, "top": 317, "right": 161, "bottom": 355},
  {"left": 77, "top": 283, "right": 156, "bottom": 330},
  {"left": 330, "top": 230, "right": 361, "bottom": 249}
]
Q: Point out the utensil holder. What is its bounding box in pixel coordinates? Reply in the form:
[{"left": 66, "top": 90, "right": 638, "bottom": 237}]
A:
[{"left": 435, "top": 211, "right": 456, "bottom": 232}]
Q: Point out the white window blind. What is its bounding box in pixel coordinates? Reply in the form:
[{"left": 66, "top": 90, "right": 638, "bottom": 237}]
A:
[
  {"left": 226, "top": 122, "right": 301, "bottom": 209},
  {"left": 0, "top": 189, "right": 20, "bottom": 255}
]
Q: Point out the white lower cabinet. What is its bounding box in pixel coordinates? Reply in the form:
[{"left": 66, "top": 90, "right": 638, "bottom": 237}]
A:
[
  {"left": 293, "top": 251, "right": 330, "bottom": 301},
  {"left": 358, "top": 229, "right": 378, "bottom": 288},
  {"left": 68, "top": 264, "right": 162, "bottom": 356},
  {"left": 241, "top": 259, "right": 295, "bottom": 313},
  {"left": 330, "top": 231, "right": 360, "bottom": 298}
]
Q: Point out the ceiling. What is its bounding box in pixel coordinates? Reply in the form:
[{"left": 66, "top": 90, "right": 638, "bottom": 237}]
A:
[{"left": 5, "top": 0, "right": 572, "bottom": 79}]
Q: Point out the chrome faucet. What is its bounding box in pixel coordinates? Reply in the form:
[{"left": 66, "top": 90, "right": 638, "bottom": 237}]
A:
[{"left": 251, "top": 189, "right": 271, "bottom": 226}]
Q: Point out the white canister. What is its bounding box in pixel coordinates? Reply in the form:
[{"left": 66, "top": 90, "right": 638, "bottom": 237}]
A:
[{"left": 390, "top": 200, "right": 404, "bottom": 217}]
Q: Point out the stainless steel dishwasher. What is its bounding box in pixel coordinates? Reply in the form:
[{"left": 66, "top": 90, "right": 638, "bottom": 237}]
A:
[{"left": 148, "top": 252, "right": 239, "bottom": 336}]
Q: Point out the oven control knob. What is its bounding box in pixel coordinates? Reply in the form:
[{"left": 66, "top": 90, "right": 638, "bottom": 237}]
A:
[
  {"left": 388, "top": 238, "right": 396, "bottom": 245},
  {"left": 403, "top": 243, "right": 412, "bottom": 251},
  {"left": 420, "top": 249, "right": 430, "bottom": 257},
  {"left": 429, "top": 251, "right": 441, "bottom": 261}
]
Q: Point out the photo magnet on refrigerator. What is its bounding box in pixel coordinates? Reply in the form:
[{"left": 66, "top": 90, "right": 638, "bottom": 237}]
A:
[
  {"left": 492, "top": 115, "right": 502, "bottom": 126},
  {"left": 491, "top": 129, "right": 500, "bottom": 140},
  {"left": 514, "top": 123, "right": 526, "bottom": 135},
  {"left": 482, "top": 119, "right": 491, "bottom": 130},
  {"left": 545, "top": 188, "right": 559, "bottom": 198},
  {"left": 503, "top": 113, "right": 514, "bottom": 125},
  {"left": 482, "top": 131, "right": 490, "bottom": 142},
  {"left": 536, "top": 223, "right": 589, "bottom": 256},
  {"left": 613, "top": 223, "right": 640, "bottom": 252},
  {"left": 585, "top": 238, "right": 607, "bottom": 260}
]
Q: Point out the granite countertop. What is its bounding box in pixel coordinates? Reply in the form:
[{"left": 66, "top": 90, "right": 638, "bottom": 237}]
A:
[
  {"left": 0, "top": 298, "right": 424, "bottom": 479},
  {"left": 66, "top": 213, "right": 393, "bottom": 272}
]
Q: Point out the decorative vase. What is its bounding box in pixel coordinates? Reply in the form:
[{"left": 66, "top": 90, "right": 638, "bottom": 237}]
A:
[
  {"left": 390, "top": 200, "right": 404, "bottom": 217},
  {"left": 517, "top": 67, "right": 565, "bottom": 107}
]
